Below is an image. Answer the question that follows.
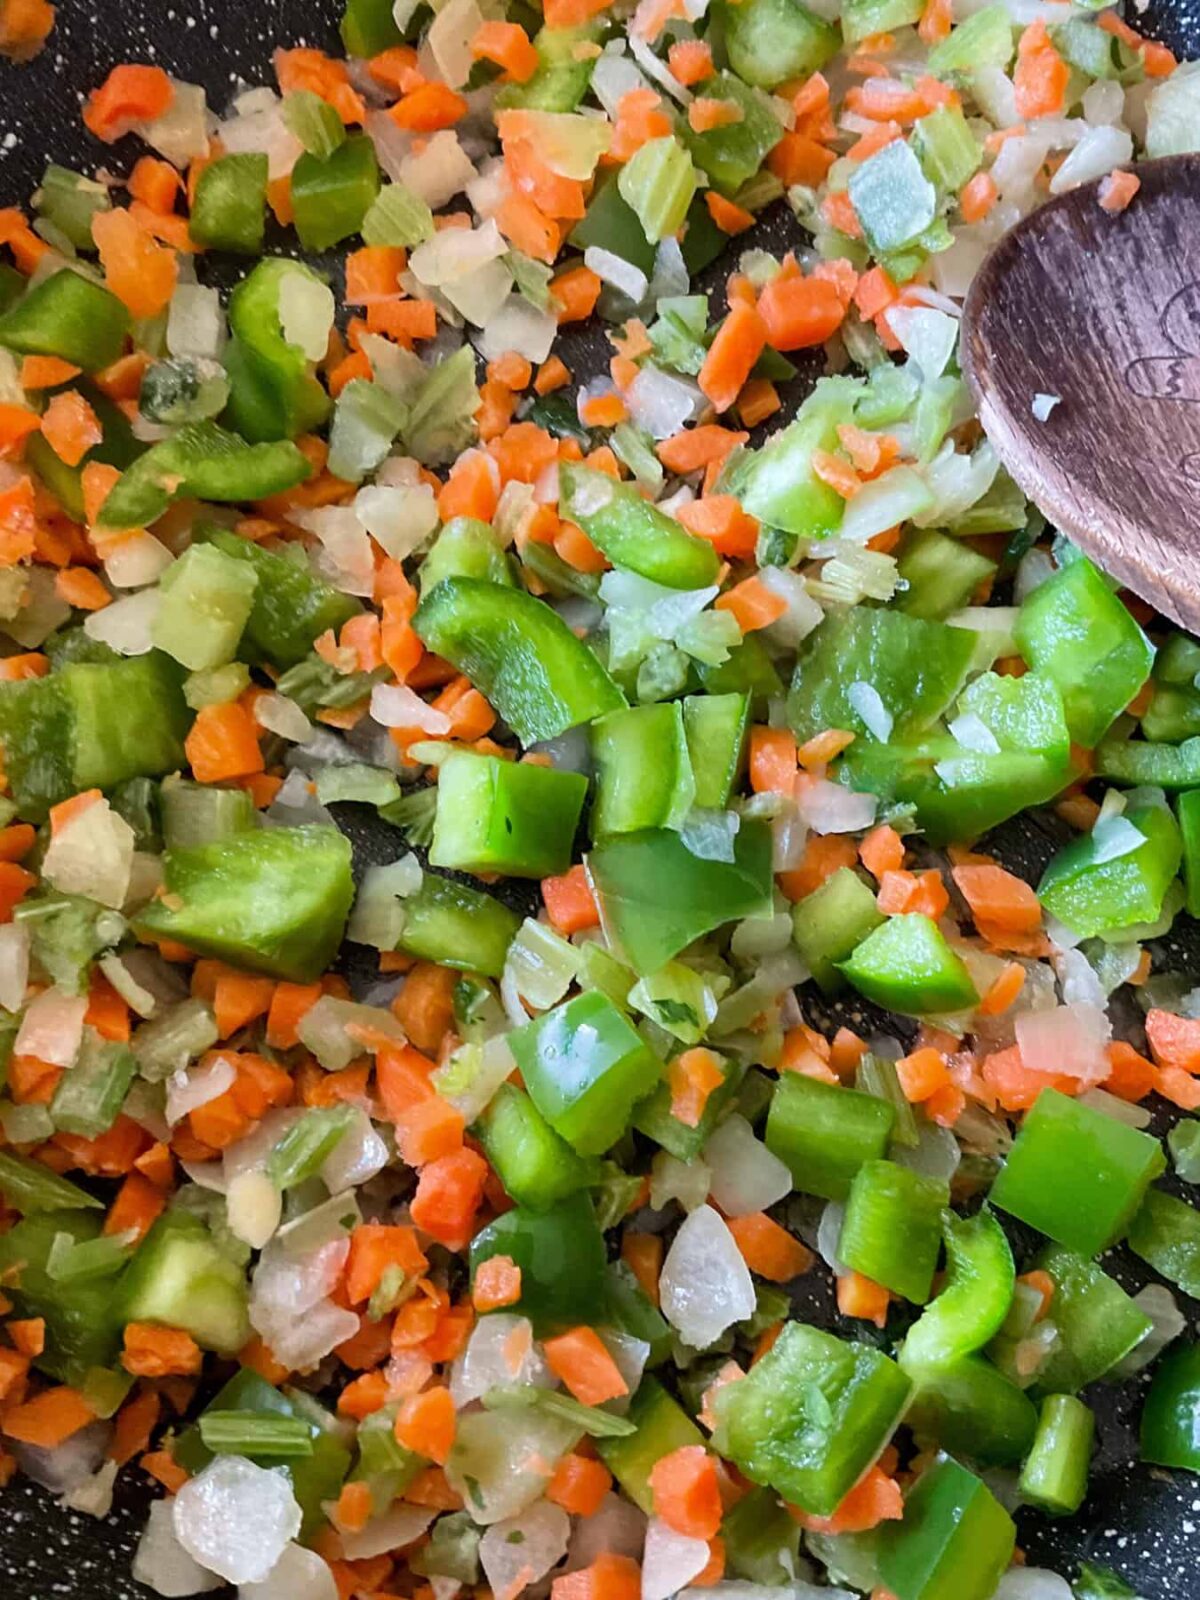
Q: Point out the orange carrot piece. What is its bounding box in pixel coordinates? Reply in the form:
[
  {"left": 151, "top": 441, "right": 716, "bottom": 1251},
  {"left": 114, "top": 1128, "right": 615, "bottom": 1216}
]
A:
[
  {"left": 184, "top": 702, "right": 263, "bottom": 783},
  {"left": 19, "top": 355, "right": 80, "bottom": 389},
  {"left": 91, "top": 207, "right": 178, "bottom": 320},
  {"left": 471, "top": 20, "right": 539, "bottom": 82},
  {"left": 472, "top": 1254, "right": 523, "bottom": 1313},
  {"left": 1099, "top": 170, "right": 1141, "bottom": 214},
  {"left": 394, "top": 1384, "right": 456, "bottom": 1464},
  {"left": 83, "top": 64, "right": 174, "bottom": 143},
  {"left": 674, "top": 494, "right": 759, "bottom": 559},
  {"left": 699, "top": 301, "right": 767, "bottom": 414},
  {"left": 758, "top": 272, "right": 845, "bottom": 351},
  {"left": 648, "top": 1444, "right": 722, "bottom": 1540},
  {"left": 122, "top": 1323, "right": 203, "bottom": 1378},
  {"left": 345, "top": 1223, "right": 429, "bottom": 1306},
  {"left": 543, "top": 1326, "right": 629, "bottom": 1406},
  {"left": 749, "top": 726, "right": 797, "bottom": 794},
  {"left": 542, "top": 863, "right": 601, "bottom": 935},
  {"left": 54, "top": 568, "right": 110, "bottom": 611},
  {"left": 837, "top": 1270, "right": 890, "bottom": 1328},
  {"left": 727, "top": 1212, "right": 814, "bottom": 1283},
  {"left": 667, "top": 1047, "right": 726, "bottom": 1129},
  {"left": 979, "top": 961, "right": 1026, "bottom": 1016},
  {"left": 622, "top": 1232, "right": 663, "bottom": 1307},
  {"left": 551, "top": 1554, "right": 642, "bottom": 1600},
  {"left": 547, "top": 1451, "right": 613, "bottom": 1517},
  {"left": 104, "top": 1171, "right": 166, "bottom": 1242},
  {"left": 390, "top": 82, "right": 468, "bottom": 131},
  {"left": 409, "top": 1146, "right": 489, "bottom": 1249},
  {"left": 714, "top": 574, "right": 787, "bottom": 632},
  {"left": 797, "top": 1463, "right": 904, "bottom": 1534},
  {"left": 1014, "top": 21, "right": 1069, "bottom": 119},
  {"left": 2, "top": 1386, "right": 95, "bottom": 1447},
  {"left": 7, "top": 1319, "right": 44, "bottom": 1357}
]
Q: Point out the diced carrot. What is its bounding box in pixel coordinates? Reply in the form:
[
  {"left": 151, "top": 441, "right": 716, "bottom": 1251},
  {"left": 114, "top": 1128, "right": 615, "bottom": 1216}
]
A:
[
  {"left": 108, "top": 1388, "right": 161, "bottom": 1467},
  {"left": 674, "top": 494, "right": 759, "bottom": 559},
  {"left": 551, "top": 1554, "right": 642, "bottom": 1600},
  {"left": 980, "top": 1045, "right": 1073, "bottom": 1113},
  {"left": 896, "top": 1046, "right": 951, "bottom": 1103},
  {"left": 737, "top": 377, "right": 781, "bottom": 428},
  {"left": 876, "top": 867, "right": 949, "bottom": 920},
  {"left": 812, "top": 448, "right": 863, "bottom": 499},
  {"left": 979, "top": 961, "right": 1026, "bottom": 1017},
  {"left": 859, "top": 824, "right": 904, "bottom": 880},
  {"left": 544, "top": 1325, "right": 629, "bottom": 1406},
  {"left": 471, "top": 20, "right": 539, "bottom": 82},
  {"left": 668, "top": 39, "right": 714, "bottom": 85},
  {"left": 610, "top": 88, "right": 671, "bottom": 162},
  {"left": 393, "top": 961, "right": 457, "bottom": 1055},
  {"left": 0, "top": 652, "right": 47, "bottom": 682},
  {"left": 667, "top": 1047, "right": 726, "bottom": 1129},
  {"left": 758, "top": 272, "right": 845, "bottom": 352},
  {"left": 547, "top": 1451, "right": 613, "bottom": 1517},
  {"left": 699, "top": 301, "right": 767, "bottom": 414},
  {"left": 657, "top": 424, "right": 747, "bottom": 477},
  {"left": 213, "top": 971, "right": 276, "bottom": 1039},
  {"left": 128, "top": 156, "right": 181, "bottom": 215},
  {"left": 727, "top": 1212, "right": 814, "bottom": 1283},
  {"left": 409, "top": 1146, "right": 489, "bottom": 1249},
  {"left": 344, "top": 244, "right": 407, "bottom": 304},
  {"left": 1014, "top": 21, "right": 1069, "bottom": 119},
  {"left": 621, "top": 1232, "right": 663, "bottom": 1307},
  {"left": 952, "top": 862, "right": 1041, "bottom": 936},
  {"left": 715, "top": 574, "right": 787, "bottom": 632},
  {"left": 1099, "top": 170, "right": 1141, "bottom": 214},
  {"left": 542, "top": 863, "right": 601, "bottom": 935},
  {"left": 345, "top": 1224, "right": 429, "bottom": 1306},
  {"left": 689, "top": 96, "right": 744, "bottom": 133},
  {"left": 749, "top": 726, "right": 797, "bottom": 794},
  {"left": 274, "top": 47, "right": 366, "bottom": 124},
  {"left": 1017, "top": 1268, "right": 1055, "bottom": 1322},
  {"left": 2, "top": 1386, "right": 95, "bottom": 1447},
  {"left": 777, "top": 833, "right": 858, "bottom": 901},
  {"left": 438, "top": 449, "right": 500, "bottom": 523},
  {"left": 487, "top": 351, "right": 533, "bottom": 391},
  {"left": 265, "top": 981, "right": 322, "bottom": 1050},
  {"left": 104, "top": 1172, "right": 165, "bottom": 1243},
  {"left": 141, "top": 1447, "right": 189, "bottom": 1492},
  {"left": 1155, "top": 1065, "right": 1200, "bottom": 1111},
  {"left": 396, "top": 1094, "right": 466, "bottom": 1167},
  {"left": 0, "top": 1347, "right": 30, "bottom": 1402},
  {"left": 472, "top": 1254, "right": 522, "bottom": 1313},
  {"left": 122, "top": 1323, "right": 203, "bottom": 1378},
  {"left": 1105, "top": 1040, "right": 1158, "bottom": 1103},
  {"left": 796, "top": 1463, "right": 904, "bottom": 1534},
  {"left": 0, "top": 0, "right": 54, "bottom": 62},
  {"left": 1145, "top": 1009, "right": 1200, "bottom": 1072},
  {"left": 332, "top": 1479, "right": 373, "bottom": 1535},
  {"left": 0, "top": 859, "right": 35, "bottom": 922},
  {"left": 580, "top": 392, "right": 628, "bottom": 428},
  {"left": 394, "top": 1384, "right": 456, "bottom": 1464},
  {"left": 8, "top": 1319, "right": 44, "bottom": 1357},
  {"left": 83, "top": 64, "right": 174, "bottom": 143},
  {"left": 0, "top": 822, "right": 34, "bottom": 863},
  {"left": 837, "top": 1270, "right": 890, "bottom": 1328},
  {"left": 535, "top": 355, "right": 571, "bottom": 394},
  {"left": 768, "top": 131, "right": 837, "bottom": 189},
  {"left": 648, "top": 1444, "right": 722, "bottom": 1540},
  {"left": 854, "top": 265, "right": 899, "bottom": 321},
  {"left": 337, "top": 1370, "right": 390, "bottom": 1420},
  {"left": 0, "top": 474, "right": 37, "bottom": 565},
  {"left": 185, "top": 701, "right": 263, "bottom": 783},
  {"left": 92, "top": 207, "right": 178, "bottom": 320},
  {"left": 19, "top": 355, "right": 80, "bottom": 390},
  {"left": 54, "top": 567, "right": 110, "bottom": 611},
  {"left": 960, "top": 170, "right": 998, "bottom": 224},
  {"left": 391, "top": 81, "right": 468, "bottom": 130}
]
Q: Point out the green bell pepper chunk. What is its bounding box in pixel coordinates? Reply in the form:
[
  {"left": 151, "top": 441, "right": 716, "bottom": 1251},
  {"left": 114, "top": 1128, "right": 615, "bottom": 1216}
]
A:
[
  {"left": 1013, "top": 556, "right": 1154, "bottom": 747},
  {"left": 1095, "top": 733, "right": 1200, "bottom": 788},
  {"left": 905, "top": 1354, "right": 1037, "bottom": 1468},
  {"left": 134, "top": 825, "right": 355, "bottom": 983},
  {"left": 765, "top": 1072, "right": 895, "bottom": 1201},
  {"left": 839, "top": 1159, "right": 949, "bottom": 1304},
  {"left": 0, "top": 263, "right": 22, "bottom": 315},
  {"left": 151, "top": 542, "right": 260, "bottom": 672},
  {"left": 420, "top": 517, "right": 516, "bottom": 594},
  {"left": 569, "top": 174, "right": 658, "bottom": 278},
  {"left": 681, "top": 71, "right": 783, "bottom": 197},
  {"left": 1140, "top": 1343, "right": 1200, "bottom": 1471},
  {"left": 0, "top": 268, "right": 130, "bottom": 371},
  {"left": 788, "top": 608, "right": 976, "bottom": 745},
  {"left": 896, "top": 528, "right": 995, "bottom": 619},
  {"left": 291, "top": 134, "right": 381, "bottom": 251},
  {"left": 696, "top": 633, "right": 783, "bottom": 710},
  {"left": 120, "top": 1212, "right": 250, "bottom": 1356},
  {"left": 591, "top": 702, "right": 695, "bottom": 838},
  {"left": 1037, "top": 802, "right": 1182, "bottom": 939},
  {"left": 586, "top": 818, "right": 773, "bottom": 975},
  {"left": 395, "top": 873, "right": 521, "bottom": 978},
  {"left": 495, "top": 24, "right": 598, "bottom": 112},
  {"left": 878, "top": 1458, "right": 1015, "bottom": 1600},
  {"left": 469, "top": 1192, "right": 607, "bottom": 1334},
  {"left": 1033, "top": 1244, "right": 1153, "bottom": 1395},
  {"left": 791, "top": 866, "right": 885, "bottom": 993},
  {"left": 721, "top": 379, "right": 852, "bottom": 538},
  {"left": 1139, "top": 683, "right": 1200, "bottom": 744},
  {"left": 633, "top": 1052, "right": 742, "bottom": 1161},
  {"left": 597, "top": 1376, "right": 705, "bottom": 1512},
  {"left": 1127, "top": 1186, "right": 1200, "bottom": 1298},
  {"left": 558, "top": 464, "right": 719, "bottom": 590},
  {"left": 189, "top": 152, "right": 269, "bottom": 253},
  {"left": 1019, "top": 1393, "right": 1094, "bottom": 1515},
  {"left": 414, "top": 578, "right": 626, "bottom": 745},
  {"left": 682, "top": 692, "right": 749, "bottom": 808},
  {"left": 602, "top": 1261, "right": 671, "bottom": 1367},
  {"left": 510, "top": 989, "right": 662, "bottom": 1156},
  {"left": 991, "top": 1088, "right": 1165, "bottom": 1257},
  {"left": 202, "top": 525, "right": 361, "bottom": 670},
  {"left": 474, "top": 1083, "right": 599, "bottom": 1212},
  {"left": 722, "top": 1486, "right": 805, "bottom": 1585},
  {"left": 98, "top": 420, "right": 312, "bottom": 529},
  {"left": 0, "top": 1211, "right": 125, "bottom": 1380},
  {"left": 430, "top": 750, "right": 587, "bottom": 879},
  {"left": 840, "top": 913, "right": 979, "bottom": 1015},
  {"left": 901, "top": 1208, "right": 1015, "bottom": 1371},
  {"left": 717, "top": 0, "right": 839, "bottom": 88},
  {"left": 341, "top": 0, "right": 404, "bottom": 55},
  {"left": 224, "top": 258, "right": 333, "bottom": 443},
  {"left": 713, "top": 1321, "right": 912, "bottom": 1516}
]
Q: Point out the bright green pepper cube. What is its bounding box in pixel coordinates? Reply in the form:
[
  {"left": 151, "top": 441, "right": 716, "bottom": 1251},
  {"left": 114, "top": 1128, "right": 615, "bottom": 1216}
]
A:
[
  {"left": 878, "top": 1457, "right": 1015, "bottom": 1600},
  {"left": 429, "top": 751, "right": 586, "bottom": 880},
  {"left": 597, "top": 1376, "right": 706, "bottom": 1513},
  {"left": 765, "top": 1072, "right": 896, "bottom": 1201},
  {"left": 189, "top": 153, "right": 269, "bottom": 254},
  {"left": 839, "top": 1159, "right": 949, "bottom": 1304},
  {"left": 1127, "top": 1187, "right": 1200, "bottom": 1299},
  {"left": 152, "top": 542, "right": 260, "bottom": 672},
  {"left": 792, "top": 866, "right": 885, "bottom": 993},
  {"left": 224, "top": 258, "right": 333, "bottom": 444},
  {"left": 1033, "top": 1244, "right": 1153, "bottom": 1395},
  {"left": 905, "top": 1354, "right": 1037, "bottom": 1468},
  {"left": 712, "top": 1321, "right": 912, "bottom": 1516},
  {"left": 473, "top": 1083, "right": 598, "bottom": 1212},
  {"left": 559, "top": 463, "right": 718, "bottom": 590},
  {"left": 592, "top": 703, "right": 695, "bottom": 839},
  {"left": 1019, "top": 1393, "right": 1094, "bottom": 1515},
  {"left": 340, "top": 0, "right": 404, "bottom": 55},
  {"left": 680, "top": 71, "right": 784, "bottom": 196},
  {"left": 718, "top": 0, "right": 839, "bottom": 88},
  {"left": 1140, "top": 1343, "right": 1200, "bottom": 1471},
  {"left": 395, "top": 873, "right": 520, "bottom": 979},
  {"left": 1013, "top": 556, "right": 1154, "bottom": 747},
  {"left": 683, "top": 692, "right": 749, "bottom": 809},
  {"left": 120, "top": 1214, "right": 250, "bottom": 1356},
  {"left": 1037, "top": 803, "right": 1182, "bottom": 939},
  {"left": 202, "top": 525, "right": 360, "bottom": 670},
  {"left": 420, "top": 517, "right": 515, "bottom": 594},
  {"left": 0, "top": 1211, "right": 124, "bottom": 1380},
  {"left": 291, "top": 134, "right": 381, "bottom": 252},
  {"left": 134, "top": 825, "right": 355, "bottom": 984},
  {"left": 63, "top": 653, "right": 192, "bottom": 798},
  {"left": 0, "top": 268, "right": 130, "bottom": 371},
  {"left": 469, "top": 1192, "right": 607, "bottom": 1334},
  {"left": 990, "top": 1088, "right": 1166, "bottom": 1256},
  {"left": 723, "top": 382, "right": 850, "bottom": 540},
  {"left": 510, "top": 989, "right": 662, "bottom": 1156},
  {"left": 839, "top": 914, "right": 978, "bottom": 1015}
]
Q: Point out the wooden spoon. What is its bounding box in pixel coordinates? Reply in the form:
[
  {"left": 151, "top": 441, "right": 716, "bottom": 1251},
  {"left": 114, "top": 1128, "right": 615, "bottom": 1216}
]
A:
[{"left": 960, "top": 153, "right": 1200, "bottom": 633}]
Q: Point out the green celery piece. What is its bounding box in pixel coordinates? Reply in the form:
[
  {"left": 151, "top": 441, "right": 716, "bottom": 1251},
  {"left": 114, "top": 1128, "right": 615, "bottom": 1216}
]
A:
[
  {"left": 291, "top": 134, "right": 381, "bottom": 251},
  {"left": 414, "top": 577, "right": 626, "bottom": 744},
  {"left": 617, "top": 136, "right": 697, "bottom": 246},
  {"left": 362, "top": 183, "right": 434, "bottom": 247},
  {"left": 878, "top": 1457, "right": 1014, "bottom": 1600},
  {"left": 585, "top": 819, "right": 773, "bottom": 975},
  {"left": 0, "top": 1150, "right": 102, "bottom": 1213},
  {"left": 901, "top": 1208, "right": 1015, "bottom": 1371},
  {"left": 1013, "top": 556, "right": 1154, "bottom": 747},
  {"left": 495, "top": 24, "right": 598, "bottom": 112},
  {"left": 161, "top": 776, "right": 257, "bottom": 849},
  {"left": 281, "top": 90, "right": 347, "bottom": 158},
  {"left": 597, "top": 1376, "right": 706, "bottom": 1512},
  {"left": 842, "top": 0, "right": 922, "bottom": 40},
  {"left": 1142, "top": 682, "right": 1200, "bottom": 742},
  {"left": 224, "top": 258, "right": 333, "bottom": 443},
  {"left": 791, "top": 866, "right": 885, "bottom": 993},
  {"left": 482, "top": 1383, "right": 636, "bottom": 1438},
  {"left": 469, "top": 1192, "right": 607, "bottom": 1334},
  {"left": 0, "top": 269, "right": 130, "bottom": 370},
  {"left": 1019, "top": 1393, "right": 1094, "bottom": 1515},
  {"left": 788, "top": 608, "right": 976, "bottom": 744},
  {"left": 765, "top": 1072, "right": 895, "bottom": 1201},
  {"left": 314, "top": 763, "right": 401, "bottom": 808},
  {"left": 97, "top": 421, "right": 312, "bottom": 529},
  {"left": 189, "top": 153, "right": 269, "bottom": 253},
  {"left": 927, "top": 4, "right": 1014, "bottom": 74},
  {"left": 328, "top": 378, "right": 406, "bottom": 483},
  {"left": 268, "top": 1106, "right": 356, "bottom": 1190},
  {"left": 1033, "top": 1244, "right": 1152, "bottom": 1394},
  {"left": 120, "top": 1213, "right": 250, "bottom": 1356},
  {"left": 682, "top": 692, "right": 749, "bottom": 808},
  {"left": 201, "top": 524, "right": 360, "bottom": 670},
  {"left": 911, "top": 106, "right": 981, "bottom": 192},
  {"left": 849, "top": 140, "right": 937, "bottom": 253},
  {"left": 1037, "top": 803, "right": 1182, "bottom": 939},
  {"left": 474, "top": 1083, "right": 599, "bottom": 1211},
  {"left": 199, "top": 1411, "right": 316, "bottom": 1459},
  {"left": 839, "top": 913, "right": 979, "bottom": 1015},
  {"left": 152, "top": 541, "right": 259, "bottom": 672},
  {"left": 713, "top": 1321, "right": 911, "bottom": 1516},
  {"left": 0, "top": 1211, "right": 124, "bottom": 1380},
  {"left": 838, "top": 1159, "right": 949, "bottom": 1304},
  {"left": 430, "top": 750, "right": 586, "bottom": 879},
  {"left": 558, "top": 464, "right": 719, "bottom": 589},
  {"left": 395, "top": 874, "right": 521, "bottom": 978},
  {"left": 1127, "top": 1187, "right": 1200, "bottom": 1298},
  {"left": 50, "top": 1037, "right": 136, "bottom": 1139},
  {"left": 1140, "top": 1343, "right": 1200, "bottom": 1471},
  {"left": 905, "top": 1354, "right": 1037, "bottom": 1468},
  {"left": 134, "top": 825, "right": 355, "bottom": 983},
  {"left": 1073, "top": 1565, "right": 1139, "bottom": 1600},
  {"left": 719, "top": 0, "right": 838, "bottom": 87},
  {"left": 681, "top": 72, "right": 784, "bottom": 197},
  {"left": 35, "top": 164, "right": 112, "bottom": 251},
  {"left": 591, "top": 702, "right": 695, "bottom": 838}
]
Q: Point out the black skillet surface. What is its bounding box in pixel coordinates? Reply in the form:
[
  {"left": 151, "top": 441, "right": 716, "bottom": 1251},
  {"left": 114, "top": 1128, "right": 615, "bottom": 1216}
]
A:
[{"left": 4, "top": 2, "right": 1200, "bottom": 1595}]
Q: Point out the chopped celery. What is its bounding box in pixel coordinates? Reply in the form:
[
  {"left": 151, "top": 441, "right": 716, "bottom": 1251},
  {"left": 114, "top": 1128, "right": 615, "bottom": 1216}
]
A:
[{"left": 617, "top": 137, "right": 698, "bottom": 245}]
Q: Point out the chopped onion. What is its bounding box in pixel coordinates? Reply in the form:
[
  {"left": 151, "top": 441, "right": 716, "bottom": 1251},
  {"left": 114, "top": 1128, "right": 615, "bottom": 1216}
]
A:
[
  {"left": 134, "top": 1499, "right": 223, "bottom": 1597},
  {"left": 15, "top": 986, "right": 87, "bottom": 1067},
  {"left": 294, "top": 507, "right": 376, "bottom": 598},
  {"left": 250, "top": 1236, "right": 359, "bottom": 1371},
  {"left": 839, "top": 465, "right": 934, "bottom": 543},
  {"left": 885, "top": 306, "right": 958, "bottom": 380},
  {"left": 759, "top": 566, "right": 824, "bottom": 649},
  {"left": 1077, "top": 1088, "right": 1153, "bottom": 1130},
  {"left": 240, "top": 1543, "right": 337, "bottom": 1600},
  {"left": 167, "top": 284, "right": 225, "bottom": 360},
  {"left": 279, "top": 271, "right": 335, "bottom": 362},
  {"left": 83, "top": 588, "right": 159, "bottom": 655},
  {"left": 165, "top": 1054, "right": 237, "bottom": 1127},
  {"left": 565, "top": 1491, "right": 646, "bottom": 1571},
  {"left": 226, "top": 1169, "right": 283, "bottom": 1250},
  {"left": 11, "top": 1420, "right": 111, "bottom": 1495},
  {"left": 660, "top": 1204, "right": 756, "bottom": 1348},
  {"left": 450, "top": 1313, "right": 554, "bottom": 1407},
  {"left": 480, "top": 1501, "right": 571, "bottom": 1599},
  {"left": 139, "top": 80, "right": 210, "bottom": 167},
  {"left": 1049, "top": 126, "right": 1134, "bottom": 195},
  {"left": 339, "top": 1506, "right": 435, "bottom": 1561},
  {"left": 103, "top": 532, "right": 175, "bottom": 590},
  {"left": 1015, "top": 1003, "right": 1110, "bottom": 1084},
  {"left": 704, "top": 1113, "right": 792, "bottom": 1217},
  {"left": 320, "top": 1107, "right": 390, "bottom": 1190},
  {"left": 476, "top": 294, "right": 558, "bottom": 363},
  {"left": 993, "top": 1572, "right": 1075, "bottom": 1600},
  {"left": 0, "top": 922, "right": 30, "bottom": 1014},
  {"left": 355, "top": 482, "right": 439, "bottom": 560},
  {"left": 584, "top": 246, "right": 649, "bottom": 304},
  {"left": 254, "top": 692, "right": 313, "bottom": 744},
  {"left": 846, "top": 681, "right": 893, "bottom": 743},
  {"left": 641, "top": 1516, "right": 710, "bottom": 1600},
  {"left": 219, "top": 97, "right": 302, "bottom": 180},
  {"left": 410, "top": 220, "right": 508, "bottom": 286},
  {"left": 424, "top": 0, "right": 485, "bottom": 88},
  {"left": 1114, "top": 1284, "right": 1185, "bottom": 1376},
  {"left": 626, "top": 364, "right": 705, "bottom": 440},
  {"left": 396, "top": 127, "right": 477, "bottom": 208},
  {"left": 650, "top": 1151, "right": 712, "bottom": 1214},
  {"left": 371, "top": 681, "right": 453, "bottom": 734},
  {"left": 41, "top": 792, "right": 135, "bottom": 909},
  {"left": 591, "top": 48, "right": 649, "bottom": 118},
  {"left": 444, "top": 1407, "right": 577, "bottom": 1524},
  {"left": 173, "top": 1457, "right": 302, "bottom": 1586},
  {"left": 297, "top": 995, "right": 404, "bottom": 1071},
  {"left": 628, "top": 27, "right": 691, "bottom": 104},
  {"left": 796, "top": 779, "right": 877, "bottom": 835}
]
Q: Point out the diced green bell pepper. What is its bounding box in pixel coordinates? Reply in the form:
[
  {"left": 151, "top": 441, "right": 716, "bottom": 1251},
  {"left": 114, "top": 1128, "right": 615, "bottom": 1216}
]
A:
[
  {"left": 905, "top": 1354, "right": 1037, "bottom": 1467},
  {"left": 840, "top": 913, "right": 979, "bottom": 1015},
  {"left": 98, "top": 420, "right": 312, "bottom": 529},
  {"left": 474, "top": 1083, "right": 599, "bottom": 1211},
  {"left": 120, "top": 1213, "right": 250, "bottom": 1356},
  {"left": 586, "top": 819, "right": 772, "bottom": 975},
  {"left": 713, "top": 1321, "right": 912, "bottom": 1516},
  {"left": 415, "top": 578, "right": 626, "bottom": 745},
  {"left": 718, "top": 0, "right": 839, "bottom": 87},
  {"left": 896, "top": 528, "right": 995, "bottom": 619},
  {"left": 721, "top": 380, "right": 852, "bottom": 539},
  {"left": 901, "top": 1208, "right": 1015, "bottom": 1371},
  {"left": 495, "top": 24, "right": 598, "bottom": 112},
  {"left": 569, "top": 174, "right": 658, "bottom": 278},
  {"left": 1140, "top": 1343, "right": 1200, "bottom": 1471},
  {"left": 839, "top": 1159, "right": 949, "bottom": 1304},
  {"left": 394, "top": 873, "right": 521, "bottom": 978},
  {"left": 510, "top": 989, "right": 662, "bottom": 1156},
  {"left": 189, "top": 152, "right": 269, "bottom": 253},
  {"left": 469, "top": 1192, "right": 607, "bottom": 1334},
  {"left": 151, "top": 542, "right": 260, "bottom": 672},
  {"left": 0, "top": 268, "right": 130, "bottom": 371},
  {"left": 788, "top": 608, "right": 975, "bottom": 745},
  {"left": 682, "top": 692, "right": 749, "bottom": 808},
  {"left": 0, "top": 1211, "right": 124, "bottom": 1381},
  {"left": 224, "top": 258, "right": 333, "bottom": 443},
  {"left": 878, "top": 1457, "right": 1015, "bottom": 1600},
  {"left": 681, "top": 72, "right": 784, "bottom": 197},
  {"left": 1019, "top": 1393, "right": 1094, "bottom": 1515},
  {"left": 696, "top": 633, "right": 783, "bottom": 709},
  {"left": 420, "top": 517, "right": 516, "bottom": 594},
  {"left": 991, "top": 1088, "right": 1165, "bottom": 1257},
  {"left": 0, "top": 1151, "right": 103, "bottom": 1214},
  {"left": 722, "top": 1486, "right": 806, "bottom": 1584},
  {"left": 1037, "top": 802, "right": 1182, "bottom": 939},
  {"left": 291, "top": 134, "right": 381, "bottom": 251},
  {"left": 1033, "top": 1244, "right": 1153, "bottom": 1395},
  {"left": 341, "top": 0, "right": 404, "bottom": 55},
  {"left": 558, "top": 463, "right": 719, "bottom": 589},
  {"left": 1013, "top": 556, "right": 1154, "bottom": 747},
  {"left": 201, "top": 524, "right": 361, "bottom": 669},
  {"left": 791, "top": 866, "right": 885, "bottom": 993},
  {"left": 1127, "top": 1186, "right": 1200, "bottom": 1298},
  {"left": 1095, "top": 733, "right": 1200, "bottom": 788},
  {"left": 430, "top": 750, "right": 586, "bottom": 879},
  {"left": 765, "top": 1071, "right": 895, "bottom": 1201},
  {"left": 592, "top": 702, "right": 695, "bottom": 838},
  {"left": 597, "top": 1376, "right": 705, "bottom": 1513},
  {"left": 134, "top": 825, "right": 355, "bottom": 983}
]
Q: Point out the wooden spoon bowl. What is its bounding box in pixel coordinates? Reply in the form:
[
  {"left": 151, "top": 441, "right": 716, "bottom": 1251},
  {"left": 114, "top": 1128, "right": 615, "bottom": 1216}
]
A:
[{"left": 961, "top": 153, "right": 1200, "bottom": 633}]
